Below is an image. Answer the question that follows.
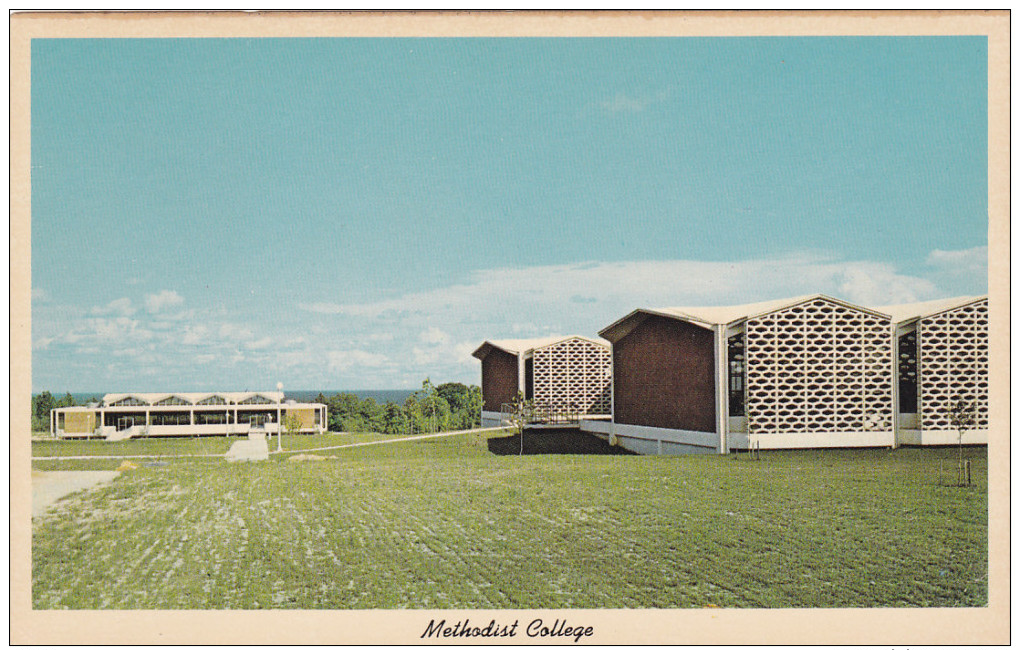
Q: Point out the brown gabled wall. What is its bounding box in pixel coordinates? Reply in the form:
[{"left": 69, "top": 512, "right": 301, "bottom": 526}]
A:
[
  {"left": 481, "top": 348, "right": 519, "bottom": 412},
  {"left": 613, "top": 315, "right": 716, "bottom": 432}
]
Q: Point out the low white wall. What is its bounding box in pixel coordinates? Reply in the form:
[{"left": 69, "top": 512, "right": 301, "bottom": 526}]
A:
[
  {"left": 729, "top": 430, "right": 895, "bottom": 450},
  {"left": 579, "top": 419, "right": 611, "bottom": 434},
  {"left": 580, "top": 420, "right": 718, "bottom": 456},
  {"left": 897, "top": 428, "right": 988, "bottom": 446}
]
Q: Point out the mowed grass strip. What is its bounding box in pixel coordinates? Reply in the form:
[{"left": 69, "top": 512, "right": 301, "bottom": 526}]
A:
[
  {"left": 31, "top": 432, "right": 390, "bottom": 460},
  {"left": 32, "top": 430, "right": 987, "bottom": 609}
]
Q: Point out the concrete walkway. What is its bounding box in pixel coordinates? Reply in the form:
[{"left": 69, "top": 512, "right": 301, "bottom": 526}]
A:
[{"left": 32, "top": 470, "right": 120, "bottom": 518}]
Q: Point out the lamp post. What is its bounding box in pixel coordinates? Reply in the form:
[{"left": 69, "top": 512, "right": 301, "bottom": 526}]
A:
[{"left": 276, "top": 381, "right": 284, "bottom": 452}]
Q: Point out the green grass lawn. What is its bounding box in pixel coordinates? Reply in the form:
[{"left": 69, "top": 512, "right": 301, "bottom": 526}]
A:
[
  {"left": 32, "top": 430, "right": 987, "bottom": 609},
  {"left": 31, "top": 432, "right": 391, "bottom": 468}
]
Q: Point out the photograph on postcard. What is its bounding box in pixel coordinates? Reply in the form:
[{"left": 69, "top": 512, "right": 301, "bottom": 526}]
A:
[{"left": 11, "top": 11, "right": 1008, "bottom": 645}]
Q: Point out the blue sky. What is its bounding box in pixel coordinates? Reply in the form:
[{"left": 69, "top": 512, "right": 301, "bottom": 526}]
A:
[{"left": 31, "top": 36, "right": 988, "bottom": 392}]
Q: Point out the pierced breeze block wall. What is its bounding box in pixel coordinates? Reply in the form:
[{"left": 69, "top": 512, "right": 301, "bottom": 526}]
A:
[
  {"left": 532, "top": 338, "right": 612, "bottom": 415},
  {"left": 918, "top": 299, "right": 989, "bottom": 432},
  {"left": 744, "top": 298, "right": 894, "bottom": 435}
]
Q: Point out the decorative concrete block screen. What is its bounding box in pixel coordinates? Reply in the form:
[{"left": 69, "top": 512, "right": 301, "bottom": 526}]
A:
[
  {"left": 918, "top": 299, "right": 989, "bottom": 431},
  {"left": 532, "top": 338, "right": 612, "bottom": 415},
  {"left": 744, "top": 298, "right": 894, "bottom": 434}
]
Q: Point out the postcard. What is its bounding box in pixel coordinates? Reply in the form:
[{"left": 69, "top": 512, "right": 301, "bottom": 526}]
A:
[{"left": 10, "top": 10, "right": 1009, "bottom": 645}]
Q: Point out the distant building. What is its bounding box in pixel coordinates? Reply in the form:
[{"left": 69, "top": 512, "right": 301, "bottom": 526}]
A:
[
  {"left": 472, "top": 336, "right": 612, "bottom": 427},
  {"left": 50, "top": 392, "right": 327, "bottom": 440},
  {"left": 584, "top": 294, "right": 989, "bottom": 455}
]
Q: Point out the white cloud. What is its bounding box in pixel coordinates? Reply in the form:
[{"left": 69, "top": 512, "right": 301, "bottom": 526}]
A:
[
  {"left": 419, "top": 327, "right": 450, "bottom": 346},
  {"left": 90, "top": 297, "right": 136, "bottom": 317},
  {"left": 298, "top": 302, "right": 343, "bottom": 314},
  {"left": 926, "top": 245, "right": 987, "bottom": 269},
  {"left": 326, "top": 349, "right": 390, "bottom": 372},
  {"left": 923, "top": 246, "right": 988, "bottom": 297},
  {"left": 144, "top": 289, "right": 184, "bottom": 313},
  {"left": 835, "top": 264, "right": 936, "bottom": 305},
  {"left": 88, "top": 316, "right": 154, "bottom": 343},
  {"left": 412, "top": 346, "right": 438, "bottom": 366},
  {"left": 245, "top": 336, "right": 274, "bottom": 350},
  {"left": 181, "top": 325, "right": 209, "bottom": 346},
  {"left": 32, "top": 288, "right": 50, "bottom": 303},
  {"left": 328, "top": 253, "right": 940, "bottom": 324},
  {"left": 219, "top": 322, "right": 254, "bottom": 340}
]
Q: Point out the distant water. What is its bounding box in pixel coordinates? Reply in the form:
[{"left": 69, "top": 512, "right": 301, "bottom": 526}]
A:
[
  {"left": 52, "top": 390, "right": 417, "bottom": 406},
  {"left": 287, "top": 390, "right": 416, "bottom": 405}
]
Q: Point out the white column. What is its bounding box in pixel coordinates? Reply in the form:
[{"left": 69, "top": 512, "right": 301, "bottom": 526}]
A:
[
  {"left": 890, "top": 323, "right": 900, "bottom": 449},
  {"left": 714, "top": 324, "right": 729, "bottom": 454},
  {"left": 517, "top": 353, "right": 526, "bottom": 396}
]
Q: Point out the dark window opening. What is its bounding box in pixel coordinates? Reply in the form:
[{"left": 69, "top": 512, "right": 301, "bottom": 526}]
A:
[
  {"left": 151, "top": 411, "right": 191, "bottom": 426},
  {"left": 238, "top": 410, "right": 275, "bottom": 424},
  {"left": 728, "top": 333, "right": 745, "bottom": 417},
  {"left": 898, "top": 331, "right": 918, "bottom": 413},
  {"left": 195, "top": 412, "right": 228, "bottom": 425},
  {"left": 524, "top": 358, "right": 534, "bottom": 401}
]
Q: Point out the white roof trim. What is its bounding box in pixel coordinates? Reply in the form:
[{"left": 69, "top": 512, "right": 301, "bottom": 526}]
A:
[
  {"left": 102, "top": 391, "right": 288, "bottom": 406},
  {"left": 473, "top": 335, "right": 609, "bottom": 358},
  {"left": 875, "top": 295, "right": 987, "bottom": 323},
  {"left": 601, "top": 295, "right": 892, "bottom": 340}
]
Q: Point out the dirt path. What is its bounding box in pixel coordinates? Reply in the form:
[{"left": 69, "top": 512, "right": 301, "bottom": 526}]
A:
[
  {"left": 270, "top": 425, "right": 511, "bottom": 455},
  {"left": 32, "top": 471, "right": 120, "bottom": 518}
]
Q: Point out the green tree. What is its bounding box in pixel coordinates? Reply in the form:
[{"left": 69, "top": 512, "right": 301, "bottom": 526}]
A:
[
  {"left": 506, "top": 391, "right": 532, "bottom": 455},
  {"left": 435, "top": 382, "right": 471, "bottom": 412},
  {"left": 403, "top": 395, "right": 423, "bottom": 434},
  {"left": 948, "top": 397, "right": 977, "bottom": 486},
  {"left": 359, "top": 398, "right": 385, "bottom": 431},
  {"left": 415, "top": 378, "right": 451, "bottom": 433},
  {"left": 463, "top": 385, "right": 483, "bottom": 429},
  {"left": 33, "top": 391, "right": 56, "bottom": 422},
  {"left": 381, "top": 402, "right": 406, "bottom": 434},
  {"left": 284, "top": 413, "right": 303, "bottom": 436},
  {"left": 56, "top": 392, "right": 75, "bottom": 408},
  {"left": 32, "top": 391, "right": 57, "bottom": 431}
]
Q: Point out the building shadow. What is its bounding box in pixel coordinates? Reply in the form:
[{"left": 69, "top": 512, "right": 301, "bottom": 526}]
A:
[{"left": 486, "top": 427, "right": 635, "bottom": 456}]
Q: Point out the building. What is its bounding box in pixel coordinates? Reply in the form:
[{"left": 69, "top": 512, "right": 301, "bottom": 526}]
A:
[
  {"left": 472, "top": 336, "right": 612, "bottom": 428},
  {"left": 880, "top": 296, "right": 989, "bottom": 446},
  {"left": 50, "top": 392, "right": 327, "bottom": 440},
  {"left": 584, "top": 294, "right": 990, "bottom": 455}
]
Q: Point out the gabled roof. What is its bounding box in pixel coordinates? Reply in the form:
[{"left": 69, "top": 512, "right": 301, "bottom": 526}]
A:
[
  {"left": 874, "top": 295, "right": 987, "bottom": 323},
  {"left": 599, "top": 294, "right": 892, "bottom": 342},
  {"left": 472, "top": 335, "right": 609, "bottom": 360},
  {"left": 102, "top": 391, "right": 287, "bottom": 406}
]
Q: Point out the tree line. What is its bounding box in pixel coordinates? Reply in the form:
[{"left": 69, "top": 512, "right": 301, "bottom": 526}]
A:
[{"left": 315, "top": 379, "right": 482, "bottom": 434}]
